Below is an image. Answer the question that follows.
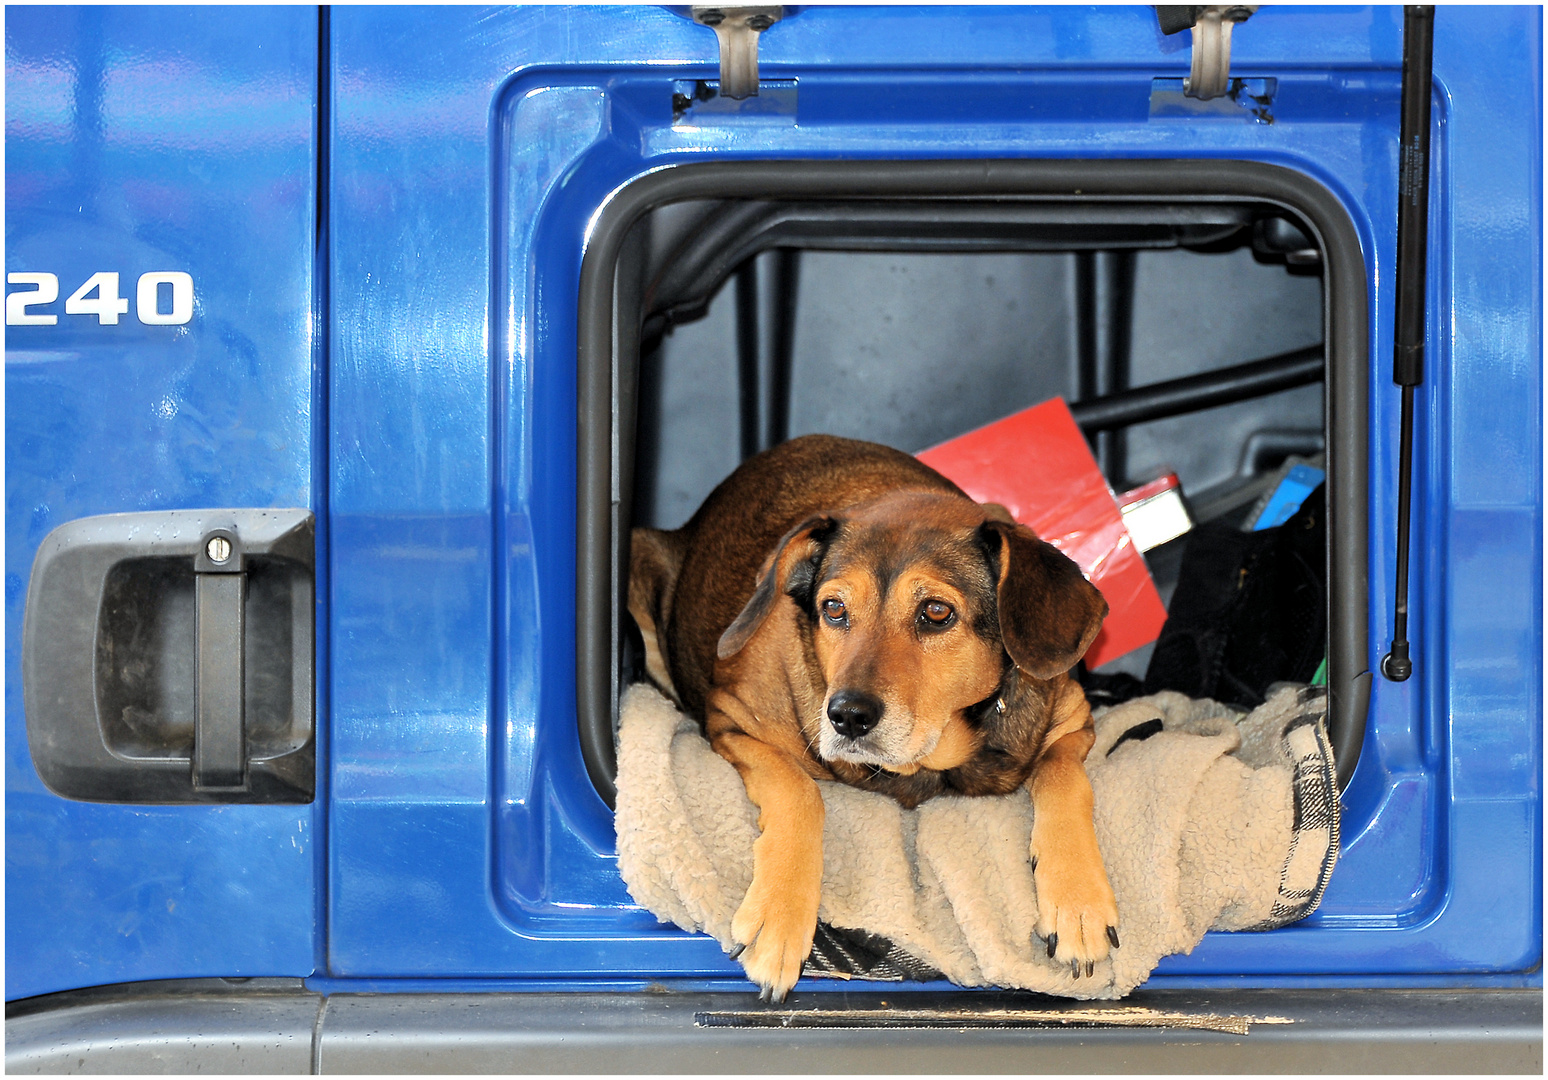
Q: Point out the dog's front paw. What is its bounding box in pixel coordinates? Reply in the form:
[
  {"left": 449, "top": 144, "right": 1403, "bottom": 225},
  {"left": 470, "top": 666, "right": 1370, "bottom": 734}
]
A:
[
  {"left": 729, "top": 870, "right": 819, "bottom": 1003},
  {"left": 1029, "top": 825, "right": 1120, "bottom": 979}
]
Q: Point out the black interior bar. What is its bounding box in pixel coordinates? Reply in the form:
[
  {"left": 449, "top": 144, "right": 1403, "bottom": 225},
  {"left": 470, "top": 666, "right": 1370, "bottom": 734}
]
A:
[
  {"left": 640, "top": 200, "right": 1255, "bottom": 348},
  {"left": 733, "top": 249, "right": 803, "bottom": 461},
  {"left": 1069, "top": 344, "right": 1325, "bottom": 435},
  {"left": 1075, "top": 251, "right": 1137, "bottom": 485}
]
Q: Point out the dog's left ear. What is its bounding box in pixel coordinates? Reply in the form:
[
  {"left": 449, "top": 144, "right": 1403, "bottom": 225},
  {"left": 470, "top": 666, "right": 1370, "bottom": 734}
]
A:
[
  {"left": 717, "top": 515, "right": 838, "bottom": 660},
  {"left": 977, "top": 519, "right": 1108, "bottom": 680}
]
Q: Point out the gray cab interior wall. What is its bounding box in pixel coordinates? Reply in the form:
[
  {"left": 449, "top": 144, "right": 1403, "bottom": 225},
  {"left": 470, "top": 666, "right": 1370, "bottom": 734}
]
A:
[{"left": 643, "top": 244, "right": 1323, "bottom": 532}]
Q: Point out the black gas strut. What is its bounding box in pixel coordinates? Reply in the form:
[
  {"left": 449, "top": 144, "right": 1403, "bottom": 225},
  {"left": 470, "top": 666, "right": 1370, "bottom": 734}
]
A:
[{"left": 1382, "top": 5, "right": 1434, "bottom": 682}]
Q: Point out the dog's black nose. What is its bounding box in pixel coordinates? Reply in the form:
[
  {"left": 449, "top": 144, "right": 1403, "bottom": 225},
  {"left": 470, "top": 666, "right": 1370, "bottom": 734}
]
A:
[{"left": 828, "top": 690, "right": 883, "bottom": 739}]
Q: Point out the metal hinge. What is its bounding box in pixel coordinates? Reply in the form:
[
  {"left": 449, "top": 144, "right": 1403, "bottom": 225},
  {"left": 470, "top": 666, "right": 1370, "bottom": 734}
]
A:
[
  {"left": 1156, "top": 5, "right": 1259, "bottom": 100},
  {"left": 692, "top": 6, "right": 783, "bottom": 100}
]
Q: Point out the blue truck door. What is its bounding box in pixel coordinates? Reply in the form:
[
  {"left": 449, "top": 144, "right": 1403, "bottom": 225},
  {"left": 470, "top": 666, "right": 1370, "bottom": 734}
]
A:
[
  {"left": 11, "top": 4, "right": 1533, "bottom": 1004},
  {"left": 5, "top": 6, "right": 322, "bottom": 998},
  {"left": 324, "top": 4, "right": 1539, "bottom": 988}
]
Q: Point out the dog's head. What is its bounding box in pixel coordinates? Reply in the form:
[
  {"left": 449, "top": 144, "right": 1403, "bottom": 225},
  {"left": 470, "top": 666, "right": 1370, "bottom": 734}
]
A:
[{"left": 717, "top": 490, "right": 1107, "bottom": 768}]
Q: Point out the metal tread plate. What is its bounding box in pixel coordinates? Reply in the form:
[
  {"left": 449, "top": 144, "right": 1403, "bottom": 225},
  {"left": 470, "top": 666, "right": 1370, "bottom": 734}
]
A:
[{"left": 6, "top": 983, "right": 1541, "bottom": 1074}]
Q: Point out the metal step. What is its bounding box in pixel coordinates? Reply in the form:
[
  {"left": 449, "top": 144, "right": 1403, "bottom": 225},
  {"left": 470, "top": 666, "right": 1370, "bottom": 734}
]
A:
[{"left": 7, "top": 981, "right": 1541, "bottom": 1074}]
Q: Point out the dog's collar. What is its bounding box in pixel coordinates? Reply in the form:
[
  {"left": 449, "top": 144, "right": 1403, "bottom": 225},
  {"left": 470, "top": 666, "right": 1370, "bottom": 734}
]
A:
[
  {"left": 972, "top": 660, "right": 1026, "bottom": 723},
  {"left": 966, "top": 686, "right": 1009, "bottom": 724}
]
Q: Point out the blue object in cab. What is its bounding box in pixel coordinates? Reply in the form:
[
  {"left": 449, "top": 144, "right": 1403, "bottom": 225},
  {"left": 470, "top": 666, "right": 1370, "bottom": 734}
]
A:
[
  {"left": 5, "top": 5, "right": 1539, "bottom": 1002},
  {"left": 1252, "top": 464, "right": 1328, "bottom": 530}
]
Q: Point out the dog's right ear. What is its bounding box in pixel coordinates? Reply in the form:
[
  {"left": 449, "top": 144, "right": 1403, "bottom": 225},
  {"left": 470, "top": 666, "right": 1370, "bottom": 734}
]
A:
[{"left": 717, "top": 515, "right": 838, "bottom": 660}]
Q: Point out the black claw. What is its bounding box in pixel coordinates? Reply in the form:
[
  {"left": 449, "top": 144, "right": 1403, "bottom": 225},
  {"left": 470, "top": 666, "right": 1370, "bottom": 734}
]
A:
[
  {"left": 728, "top": 942, "right": 746, "bottom": 960},
  {"left": 1086, "top": 960, "right": 1095, "bottom": 978},
  {"left": 1030, "top": 856, "right": 1038, "bottom": 873},
  {"left": 1046, "top": 933, "right": 1058, "bottom": 958},
  {"left": 1107, "top": 925, "right": 1121, "bottom": 950},
  {"left": 1071, "top": 959, "right": 1082, "bottom": 979}
]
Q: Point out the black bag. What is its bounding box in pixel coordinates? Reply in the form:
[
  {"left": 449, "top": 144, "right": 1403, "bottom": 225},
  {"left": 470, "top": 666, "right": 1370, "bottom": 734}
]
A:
[{"left": 1141, "top": 484, "right": 1326, "bottom": 709}]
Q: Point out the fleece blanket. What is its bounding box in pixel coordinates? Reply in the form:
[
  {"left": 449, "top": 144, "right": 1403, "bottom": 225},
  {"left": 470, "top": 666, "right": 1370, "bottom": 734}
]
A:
[{"left": 615, "top": 682, "right": 1338, "bottom": 1000}]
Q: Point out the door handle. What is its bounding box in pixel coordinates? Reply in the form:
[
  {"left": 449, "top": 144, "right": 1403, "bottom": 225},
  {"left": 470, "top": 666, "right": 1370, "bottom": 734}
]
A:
[
  {"left": 23, "top": 509, "right": 314, "bottom": 804},
  {"left": 194, "top": 527, "right": 248, "bottom": 791}
]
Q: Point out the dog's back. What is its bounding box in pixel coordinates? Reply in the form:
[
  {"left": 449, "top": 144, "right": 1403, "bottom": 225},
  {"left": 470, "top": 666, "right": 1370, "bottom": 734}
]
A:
[{"left": 630, "top": 434, "right": 965, "bottom": 716}]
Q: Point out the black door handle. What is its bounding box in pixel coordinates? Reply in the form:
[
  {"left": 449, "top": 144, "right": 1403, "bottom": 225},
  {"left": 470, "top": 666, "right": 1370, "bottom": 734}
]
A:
[
  {"left": 194, "top": 526, "right": 248, "bottom": 791},
  {"left": 23, "top": 509, "right": 315, "bottom": 804}
]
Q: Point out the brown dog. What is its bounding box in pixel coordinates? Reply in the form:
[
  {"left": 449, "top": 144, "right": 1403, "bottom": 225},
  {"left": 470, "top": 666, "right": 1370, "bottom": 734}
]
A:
[{"left": 629, "top": 434, "right": 1119, "bottom": 1001}]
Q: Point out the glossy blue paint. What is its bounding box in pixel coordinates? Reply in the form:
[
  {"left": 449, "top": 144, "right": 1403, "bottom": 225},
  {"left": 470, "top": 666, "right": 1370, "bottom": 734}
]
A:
[
  {"left": 7, "top": 4, "right": 1537, "bottom": 1000},
  {"left": 325, "top": 3, "right": 1539, "bottom": 987},
  {"left": 5, "top": 7, "right": 320, "bottom": 999}
]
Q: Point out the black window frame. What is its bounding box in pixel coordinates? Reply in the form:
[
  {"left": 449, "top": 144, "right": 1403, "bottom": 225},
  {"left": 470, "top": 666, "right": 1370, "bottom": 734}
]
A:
[{"left": 575, "top": 159, "right": 1371, "bottom": 807}]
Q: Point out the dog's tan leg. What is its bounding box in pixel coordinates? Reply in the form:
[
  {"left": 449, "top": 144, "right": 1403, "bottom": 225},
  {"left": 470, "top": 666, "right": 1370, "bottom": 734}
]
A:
[
  {"left": 1027, "top": 692, "right": 1119, "bottom": 978},
  {"left": 708, "top": 700, "right": 824, "bottom": 1003}
]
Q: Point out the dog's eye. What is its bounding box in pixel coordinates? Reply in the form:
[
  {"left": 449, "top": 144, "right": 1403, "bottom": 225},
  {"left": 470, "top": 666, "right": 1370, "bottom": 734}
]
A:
[
  {"left": 821, "top": 598, "right": 847, "bottom": 624},
  {"left": 919, "top": 600, "right": 955, "bottom": 627}
]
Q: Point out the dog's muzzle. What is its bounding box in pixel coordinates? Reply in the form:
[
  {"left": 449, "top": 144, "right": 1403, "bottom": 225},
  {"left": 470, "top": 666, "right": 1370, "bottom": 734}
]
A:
[
  {"left": 821, "top": 690, "right": 929, "bottom": 766},
  {"left": 827, "top": 689, "right": 882, "bottom": 740}
]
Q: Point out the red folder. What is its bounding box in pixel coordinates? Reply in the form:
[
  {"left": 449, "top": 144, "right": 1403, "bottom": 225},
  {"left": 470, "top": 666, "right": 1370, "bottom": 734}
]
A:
[{"left": 916, "top": 398, "right": 1167, "bottom": 670}]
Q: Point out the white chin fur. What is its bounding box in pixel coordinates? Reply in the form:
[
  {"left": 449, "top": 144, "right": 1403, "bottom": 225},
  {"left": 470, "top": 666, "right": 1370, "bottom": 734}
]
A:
[{"left": 818, "top": 717, "right": 939, "bottom": 767}]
